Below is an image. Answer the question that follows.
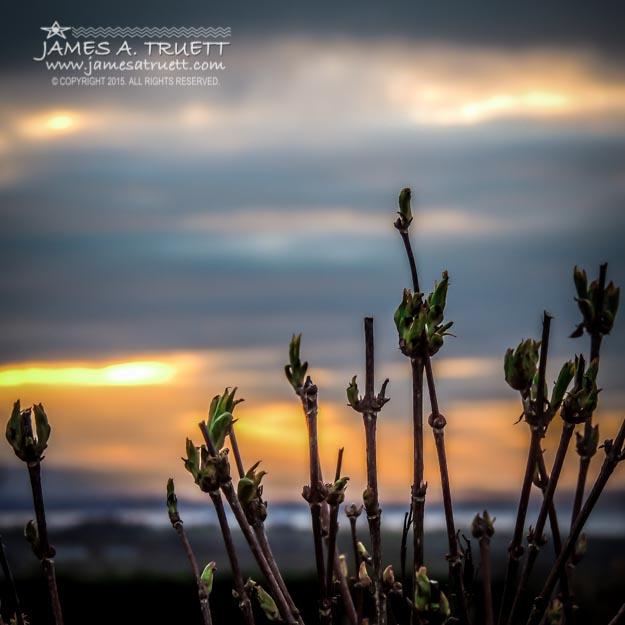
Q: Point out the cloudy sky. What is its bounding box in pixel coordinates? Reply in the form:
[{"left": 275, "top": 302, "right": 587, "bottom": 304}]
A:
[{"left": 1, "top": 1, "right": 625, "bottom": 507}]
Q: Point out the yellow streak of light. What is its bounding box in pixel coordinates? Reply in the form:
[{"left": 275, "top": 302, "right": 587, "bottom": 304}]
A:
[
  {"left": 19, "top": 111, "right": 82, "bottom": 138},
  {"left": 0, "top": 361, "right": 175, "bottom": 387}
]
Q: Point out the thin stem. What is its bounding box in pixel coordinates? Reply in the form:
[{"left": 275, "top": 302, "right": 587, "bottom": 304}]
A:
[
  {"left": 222, "top": 480, "right": 300, "bottom": 625},
  {"left": 326, "top": 448, "right": 344, "bottom": 602},
  {"left": 508, "top": 422, "right": 574, "bottom": 625},
  {"left": 526, "top": 417, "right": 625, "bottom": 625},
  {"left": 26, "top": 461, "right": 63, "bottom": 625},
  {"left": 349, "top": 516, "right": 364, "bottom": 624},
  {"left": 497, "top": 426, "right": 543, "bottom": 625},
  {"left": 363, "top": 317, "right": 387, "bottom": 625},
  {"left": 479, "top": 537, "right": 494, "bottom": 625},
  {"left": 174, "top": 522, "right": 213, "bottom": 625},
  {"left": 0, "top": 537, "right": 25, "bottom": 625},
  {"left": 411, "top": 358, "right": 426, "bottom": 576},
  {"left": 255, "top": 527, "right": 302, "bottom": 622},
  {"left": 297, "top": 379, "right": 331, "bottom": 624},
  {"left": 608, "top": 603, "right": 625, "bottom": 625},
  {"left": 209, "top": 491, "right": 255, "bottom": 625},
  {"left": 229, "top": 425, "right": 246, "bottom": 479},
  {"left": 399, "top": 230, "right": 420, "bottom": 292},
  {"left": 498, "top": 314, "right": 552, "bottom": 625},
  {"left": 199, "top": 423, "right": 300, "bottom": 625},
  {"left": 400, "top": 508, "right": 413, "bottom": 596},
  {"left": 424, "top": 357, "right": 469, "bottom": 625}
]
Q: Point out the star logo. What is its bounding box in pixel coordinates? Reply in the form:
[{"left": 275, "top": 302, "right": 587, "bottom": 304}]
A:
[{"left": 41, "top": 21, "right": 71, "bottom": 40}]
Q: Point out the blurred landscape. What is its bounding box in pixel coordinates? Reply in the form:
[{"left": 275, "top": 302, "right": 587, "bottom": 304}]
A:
[{"left": 2, "top": 497, "right": 625, "bottom": 623}]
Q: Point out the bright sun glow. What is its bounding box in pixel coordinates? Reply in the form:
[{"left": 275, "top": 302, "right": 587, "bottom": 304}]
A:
[
  {"left": 46, "top": 114, "right": 74, "bottom": 131},
  {"left": 0, "top": 361, "right": 176, "bottom": 387}
]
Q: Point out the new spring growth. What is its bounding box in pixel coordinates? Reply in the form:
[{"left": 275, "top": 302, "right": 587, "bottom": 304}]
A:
[
  {"left": 183, "top": 438, "right": 230, "bottom": 493},
  {"left": 207, "top": 387, "right": 243, "bottom": 451},
  {"left": 471, "top": 510, "right": 496, "bottom": 539},
  {"left": 346, "top": 376, "right": 390, "bottom": 412},
  {"left": 6, "top": 401, "right": 51, "bottom": 463},
  {"left": 393, "top": 272, "right": 453, "bottom": 358},
  {"left": 326, "top": 477, "right": 350, "bottom": 506},
  {"left": 237, "top": 461, "right": 268, "bottom": 524},
  {"left": 571, "top": 265, "right": 620, "bottom": 338},
  {"left": 357, "top": 562, "right": 372, "bottom": 588},
  {"left": 357, "top": 541, "right": 372, "bottom": 564},
  {"left": 344, "top": 503, "right": 363, "bottom": 520},
  {"left": 546, "top": 598, "right": 563, "bottom": 625},
  {"left": 166, "top": 478, "right": 181, "bottom": 526},
  {"left": 24, "top": 520, "right": 43, "bottom": 559},
  {"left": 245, "top": 579, "right": 280, "bottom": 622},
  {"left": 200, "top": 562, "right": 216, "bottom": 595},
  {"left": 394, "top": 187, "right": 413, "bottom": 232},
  {"left": 285, "top": 334, "right": 308, "bottom": 391},
  {"left": 576, "top": 424, "right": 600, "bottom": 459},
  {"left": 523, "top": 359, "right": 576, "bottom": 428},
  {"left": 504, "top": 339, "right": 541, "bottom": 393},
  {"left": 413, "top": 566, "right": 451, "bottom": 618},
  {"left": 561, "top": 356, "right": 600, "bottom": 424}
]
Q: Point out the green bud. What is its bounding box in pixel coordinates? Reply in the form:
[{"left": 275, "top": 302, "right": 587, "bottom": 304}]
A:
[
  {"left": 327, "top": 477, "right": 349, "bottom": 506},
  {"left": 358, "top": 562, "right": 372, "bottom": 588},
  {"left": 573, "top": 266, "right": 588, "bottom": 300},
  {"left": 546, "top": 598, "right": 563, "bottom": 625},
  {"left": 208, "top": 412, "right": 234, "bottom": 452},
  {"left": 24, "top": 520, "right": 40, "bottom": 557},
  {"left": 339, "top": 554, "right": 348, "bottom": 579},
  {"left": 471, "top": 510, "right": 495, "bottom": 539},
  {"left": 428, "top": 271, "right": 449, "bottom": 311},
  {"left": 414, "top": 566, "right": 431, "bottom": 612},
  {"left": 285, "top": 334, "right": 309, "bottom": 391},
  {"left": 396, "top": 187, "right": 413, "bottom": 229},
  {"left": 549, "top": 360, "right": 575, "bottom": 417},
  {"left": 439, "top": 591, "right": 451, "bottom": 618},
  {"left": 357, "top": 541, "right": 371, "bottom": 563},
  {"left": 504, "top": 339, "right": 540, "bottom": 392},
  {"left": 346, "top": 376, "right": 360, "bottom": 409},
  {"left": 6, "top": 400, "right": 52, "bottom": 463},
  {"left": 200, "top": 561, "right": 216, "bottom": 594},
  {"left": 252, "top": 582, "right": 281, "bottom": 622},
  {"left": 383, "top": 565, "right": 395, "bottom": 588},
  {"left": 344, "top": 503, "right": 363, "bottom": 519},
  {"left": 166, "top": 478, "right": 181, "bottom": 525},
  {"left": 183, "top": 438, "right": 200, "bottom": 480},
  {"left": 562, "top": 356, "right": 600, "bottom": 424}
]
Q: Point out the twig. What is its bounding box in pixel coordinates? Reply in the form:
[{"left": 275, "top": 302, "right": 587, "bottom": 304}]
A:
[
  {"left": 411, "top": 358, "right": 426, "bottom": 576},
  {"left": 199, "top": 422, "right": 300, "bottom": 625},
  {"left": 424, "top": 357, "right": 469, "bottom": 625},
  {"left": 400, "top": 507, "right": 413, "bottom": 596},
  {"left": 209, "top": 491, "right": 255, "bottom": 625},
  {"left": 22, "top": 417, "right": 63, "bottom": 625},
  {"left": 326, "top": 449, "right": 344, "bottom": 601},
  {"left": 498, "top": 314, "right": 552, "bottom": 625},
  {"left": 525, "top": 416, "right": 625, "bottom": 625},
  {"left": 508, "top": 422, "right": 574, "bottom": 625},
  {"left": 0, "top": 536, "right": 25, "bottom": 625},
  {"left": 174, "top": 522, "right": 213, "bottom": 624},
  {"left": 472, "top": 513, "right": 495, "bottom": 625},
  {"left": 229, "top": 425, "right": 246, "bottom": 479},
  {"left": 608, "top": 603, "right": 625, "bottom": 625}
]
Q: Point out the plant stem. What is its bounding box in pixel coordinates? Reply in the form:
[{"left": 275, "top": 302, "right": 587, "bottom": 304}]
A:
[
  {"left": 608, "top": 603, "right": 625, "bottom": 625},
  {"left": 411, "top": 357, "right": 426, "bottom": 577},
  {"left": 0, "top": 536, "right": 25, "bottom": 625},
  {"left": 478, "top": 535, "right": 494, "bottom": 625},
  {"left": 297, "top": 378, "right": 332, "bottom": 624},
  {"left": 230, "top": 421, "right": 302, "bottom": 621},
  {"left": 349, "top": 515, "right": 364, "bottom": 624},
  {"left": 362, "top": 317, "right": 387, "bottom": 625},
  {"left": 173, "top": 521, "right": 213, "bottom": 625},
  {"left": 498, "top": 314, "right": 552, "bottom": 625},
  {"left": 508, "top": 422, "right": 574, "bottom": 625},
  {"left": 525, "top": 416, "right": 625, "bottom": 625},
  {"left": 326, "top": 449, "right": 344, "bottom": 601},
  {"left": 229, "top": 425, "right": 246, "bottom": 479},
  {"left": 208, "top": 491, "right": 255, "bottom": 625},
  {"left": 400, "top": 508, "right": 413, "bottom": 596},
  {"left": 199, "top": 423, "right": 300, "bottom": 625},
  {"left": 423, "top": 357, "right": 469, "bottom": 625},
  {"left": 26, "top": 461, "right": 63, "bottom": 625}
]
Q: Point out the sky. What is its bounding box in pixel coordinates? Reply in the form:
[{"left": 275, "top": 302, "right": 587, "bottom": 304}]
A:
[{"left": 1, "top": 1, "right": 625, "bottom": 509}]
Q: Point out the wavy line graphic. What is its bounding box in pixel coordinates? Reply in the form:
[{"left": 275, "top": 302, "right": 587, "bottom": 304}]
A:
[{"left": 71, "top": 27, "right": 231, "bottom": 38}]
